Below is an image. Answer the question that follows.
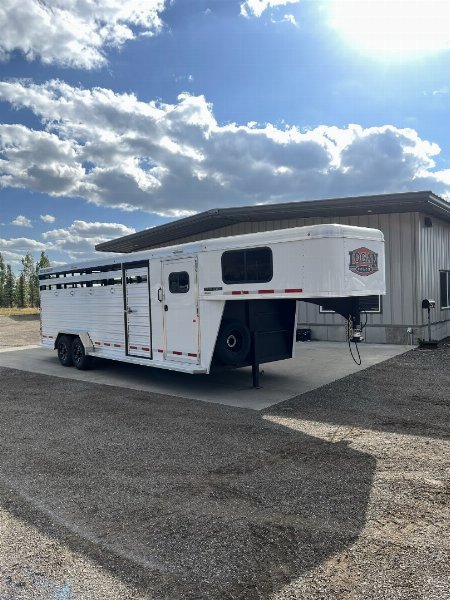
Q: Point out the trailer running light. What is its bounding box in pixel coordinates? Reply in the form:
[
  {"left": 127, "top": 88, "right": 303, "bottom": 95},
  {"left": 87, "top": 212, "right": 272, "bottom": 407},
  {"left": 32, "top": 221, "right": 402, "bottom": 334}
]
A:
[{"left": 225, "top": 288, "right": 303, "bottom": 295}]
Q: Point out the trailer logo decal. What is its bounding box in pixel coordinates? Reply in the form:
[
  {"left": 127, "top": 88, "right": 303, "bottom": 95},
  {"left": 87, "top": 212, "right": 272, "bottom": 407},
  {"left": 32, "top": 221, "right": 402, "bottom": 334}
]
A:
[{"left": 349, "top": 247, "right": 378, "bottom": 276}]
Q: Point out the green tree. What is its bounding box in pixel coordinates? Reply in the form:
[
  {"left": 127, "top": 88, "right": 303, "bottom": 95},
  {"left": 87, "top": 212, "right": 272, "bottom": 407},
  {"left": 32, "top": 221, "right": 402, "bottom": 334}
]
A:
[
  {"left": 21, "top": 252, "right": 37, "bottom": 307},
  {"left": 37, "top": 251, "right": 51, "bottom": 270},
  {"left": 3, "top": 264, "right": 16, "bottom": 308},
  {"left": 0, "top": 253, "right": 6, "bottom": 308},
  {"left": 16, "top": 272, "right": 28, "bottom": 308},
  {"left": 35, "top": 251, "right": 51, "bottom": 307}
]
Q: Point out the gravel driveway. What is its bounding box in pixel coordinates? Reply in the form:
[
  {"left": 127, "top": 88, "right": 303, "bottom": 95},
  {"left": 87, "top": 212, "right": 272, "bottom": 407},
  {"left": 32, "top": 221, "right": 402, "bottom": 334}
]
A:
[
  {"left": 0, "top": 317, "right": 448, "bottom": 599},
  {"left": 0, "top": 314, "right": 40, "bottom": 348}
]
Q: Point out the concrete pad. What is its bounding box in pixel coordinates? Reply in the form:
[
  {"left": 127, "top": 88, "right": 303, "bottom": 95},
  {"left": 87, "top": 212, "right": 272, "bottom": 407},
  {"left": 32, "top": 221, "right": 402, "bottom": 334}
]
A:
[{"left": 0, "top": 342, "right": 412, "bottom": 410}]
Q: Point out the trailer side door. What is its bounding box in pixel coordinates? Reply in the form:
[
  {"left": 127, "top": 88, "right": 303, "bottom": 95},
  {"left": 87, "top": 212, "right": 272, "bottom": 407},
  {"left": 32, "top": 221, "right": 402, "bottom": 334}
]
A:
[
  {"left": 162, "top": 258, "right": 199, "bottom": 363},
  {"left": 124, "top": 265, "right": 151, "bottom": 358}
]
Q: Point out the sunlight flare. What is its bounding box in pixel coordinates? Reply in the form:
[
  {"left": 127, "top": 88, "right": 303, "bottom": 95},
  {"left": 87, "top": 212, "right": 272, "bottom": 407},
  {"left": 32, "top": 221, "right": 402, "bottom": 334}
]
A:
[{"left": 330, "top": 0, "right": 450, "bottom": 59}]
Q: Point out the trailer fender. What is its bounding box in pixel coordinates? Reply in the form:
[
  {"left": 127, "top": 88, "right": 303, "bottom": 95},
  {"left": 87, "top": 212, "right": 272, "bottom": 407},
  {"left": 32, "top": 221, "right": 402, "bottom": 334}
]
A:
[{"left": 54, "top": 331, "right": 94, "bottom": 354}]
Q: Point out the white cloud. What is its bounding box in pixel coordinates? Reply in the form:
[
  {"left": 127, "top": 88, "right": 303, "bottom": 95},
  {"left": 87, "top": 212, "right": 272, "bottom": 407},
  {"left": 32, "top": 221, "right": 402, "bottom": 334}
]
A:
[
  {"left": 0, "top": 237, "right": 47, "bottom": 251},
  {"left": 281, "top": 13, "right": 298, "bottom": 26},
  {"left": 0, "top": 0, "right": 166, "bottom": 69},
  {"left": 241, "top": 0, "right": 300, "bottom": 18},
  {"left": 0, "top": 79, "right": 449, "bottom": 217},
  {"left": 270, "top": 13, "right": 298, "bottom": 26},
  {"left": 432, "top": 87, "right": 449, "bottom": 96},
  {"left": 0, "top": 220, "right": 134, "bottom": 268},
  {"left": 11, "top": 215, "right": 32, "bottom": 227},
  {"left": 40, "top": 214, "right": 56, "bottom": 223},
  {"left": 42, "top": 220, "right": 136, "bottom": 260},
  {"left": 0, "top": 250, "right": 26, "bottom": 264}
]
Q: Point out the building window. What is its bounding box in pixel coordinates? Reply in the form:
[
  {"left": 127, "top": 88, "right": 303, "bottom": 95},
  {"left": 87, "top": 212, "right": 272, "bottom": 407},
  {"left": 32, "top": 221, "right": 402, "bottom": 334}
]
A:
[
  {"left": 440, "top": 271, "right": 450, "bottom": 309},
  {"left": 319, "top": 295, "right": 382, "bottom": 314},
  {"left": 222, "top": 247, "right": 273, "bottom": 284},
  {"left": 169, "top": 271, "right": 190, "bottom": 293}
]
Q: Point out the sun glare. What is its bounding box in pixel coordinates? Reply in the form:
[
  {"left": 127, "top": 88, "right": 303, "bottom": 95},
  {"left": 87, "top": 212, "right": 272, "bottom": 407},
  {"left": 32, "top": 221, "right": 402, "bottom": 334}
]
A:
[{"left": 330, "top": 0, "right": 450, "bottom": 60}]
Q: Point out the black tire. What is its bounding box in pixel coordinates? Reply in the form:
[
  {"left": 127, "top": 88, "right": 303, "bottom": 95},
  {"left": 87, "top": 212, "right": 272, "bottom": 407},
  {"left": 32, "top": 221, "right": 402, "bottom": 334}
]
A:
[
  {"left": 215, "top": 319, "right": 251, "bottom": 365},
  {"left": 57, "top": 335, "right": 73, "bottom": 367},
  {"left": 71, "top": 337, "right": 92, "bottom": 370}
]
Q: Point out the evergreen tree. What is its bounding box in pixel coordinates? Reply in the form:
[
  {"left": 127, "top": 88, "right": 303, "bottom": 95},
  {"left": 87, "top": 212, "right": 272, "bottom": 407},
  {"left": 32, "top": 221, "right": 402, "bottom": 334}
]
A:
[
  {"left": 37, "top": 251, "right": 51, "bottom": 270},
  {"left": 16, "top": 272, "right": 28, "bottom": 308},
  {"left": 3, "top": 265, "right": 16, "bottom": 308},
  {"left": 21, "top": 253, "right": 37, "bottom": 307},
  {"left": 0, "top": 253, "right": 5, "bottom": 308},
  {"left": 35, "top": 251, "right": 51, "bottom": 307}
]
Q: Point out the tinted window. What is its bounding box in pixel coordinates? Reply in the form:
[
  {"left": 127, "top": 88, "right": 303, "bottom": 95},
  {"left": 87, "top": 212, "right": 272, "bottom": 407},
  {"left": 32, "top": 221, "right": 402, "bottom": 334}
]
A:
[
  {"left": 169, "top": 271, "right": 190, "bottom": 293},
  {"left": 222, "top": 247, "right": 273, "bottom": 284}
]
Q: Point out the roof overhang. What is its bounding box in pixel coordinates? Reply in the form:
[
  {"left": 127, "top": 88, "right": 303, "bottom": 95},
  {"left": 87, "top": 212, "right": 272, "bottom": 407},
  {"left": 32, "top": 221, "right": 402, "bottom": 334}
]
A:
[{"left": 96, "top": 190, "right": 450, "bottom": 253}]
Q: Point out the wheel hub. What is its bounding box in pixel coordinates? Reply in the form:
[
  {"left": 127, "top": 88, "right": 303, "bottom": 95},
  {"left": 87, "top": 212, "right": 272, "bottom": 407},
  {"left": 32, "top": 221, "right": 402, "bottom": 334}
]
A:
[{"left": 226, "top": 333, "right": 240, "bottom": 350}]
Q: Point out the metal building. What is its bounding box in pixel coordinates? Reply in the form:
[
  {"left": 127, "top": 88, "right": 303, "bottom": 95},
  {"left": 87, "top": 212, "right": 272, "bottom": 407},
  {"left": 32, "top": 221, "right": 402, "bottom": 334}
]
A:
[{"left": 97, "top": 191, "right": 450, "bottom": 344}]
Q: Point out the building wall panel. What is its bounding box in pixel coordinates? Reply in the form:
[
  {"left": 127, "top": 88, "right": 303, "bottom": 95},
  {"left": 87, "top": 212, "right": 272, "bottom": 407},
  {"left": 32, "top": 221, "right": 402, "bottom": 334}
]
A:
[{"left": 419, "top": 214, "right": 450, "bottom": 337}]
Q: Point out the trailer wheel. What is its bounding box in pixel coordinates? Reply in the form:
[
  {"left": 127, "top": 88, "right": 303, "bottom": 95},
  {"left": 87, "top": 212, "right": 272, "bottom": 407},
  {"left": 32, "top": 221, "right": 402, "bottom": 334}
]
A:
[
  {"left": 57, "top": 335, "right": 73, "bottom": 367},
  {"left": 72, "top": 337, "right": 92, "bottom": 370},
  {"left": 216, "top": 320, "right": 251, "bottom": 365}
]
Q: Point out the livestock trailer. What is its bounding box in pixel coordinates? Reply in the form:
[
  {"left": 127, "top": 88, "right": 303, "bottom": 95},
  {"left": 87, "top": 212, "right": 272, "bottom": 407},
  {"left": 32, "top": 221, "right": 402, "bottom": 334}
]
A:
[{"left": 39, "top": 224, "right": 385, "bottom": 384}]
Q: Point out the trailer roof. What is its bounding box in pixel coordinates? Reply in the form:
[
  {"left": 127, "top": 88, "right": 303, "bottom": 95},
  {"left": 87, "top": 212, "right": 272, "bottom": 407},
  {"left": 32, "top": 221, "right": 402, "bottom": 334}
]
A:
[
  {"left": 41, "top": 224, "right": 383, "bottom": 275},
  {"left": 95, "top": 190, "right": 449, "bottom": 253}
]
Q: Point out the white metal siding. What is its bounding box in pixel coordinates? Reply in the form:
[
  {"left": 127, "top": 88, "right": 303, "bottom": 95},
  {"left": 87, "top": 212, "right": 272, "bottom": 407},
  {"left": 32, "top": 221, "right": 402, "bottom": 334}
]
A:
[
  {"left": 418, "top": 214, "right": 450, "bottom": 339},
  {"left": 41, "top": 284, "right": 125, "bottom": 352}
]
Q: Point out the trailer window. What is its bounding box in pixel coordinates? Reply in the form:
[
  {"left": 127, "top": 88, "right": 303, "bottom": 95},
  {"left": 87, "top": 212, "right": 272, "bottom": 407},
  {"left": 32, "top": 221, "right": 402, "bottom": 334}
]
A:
[
  {"left": 222, "top": 247, "right": 273, "bottom": 284},
  {"left": 169, "top": 271, "right": 190, "bottom": 293}
]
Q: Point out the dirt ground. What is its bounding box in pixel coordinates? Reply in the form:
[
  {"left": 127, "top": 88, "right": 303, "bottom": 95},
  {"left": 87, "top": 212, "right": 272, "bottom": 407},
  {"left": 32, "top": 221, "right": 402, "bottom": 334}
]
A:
[
  {"left": 0, "top": 314, "right": 40, "bottom": 348},
  {"left": 0, "top": 316, "right": 448, "bottom": 599}
]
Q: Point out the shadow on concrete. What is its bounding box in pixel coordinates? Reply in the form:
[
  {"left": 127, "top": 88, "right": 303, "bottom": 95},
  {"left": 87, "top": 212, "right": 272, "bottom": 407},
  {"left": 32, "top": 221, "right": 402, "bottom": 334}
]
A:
[
  {"left": 265, "top": 350, "right": 450, "bottom": 441},
  {"left": 0, "top": 366, "right": 376, "bottom": 599}
]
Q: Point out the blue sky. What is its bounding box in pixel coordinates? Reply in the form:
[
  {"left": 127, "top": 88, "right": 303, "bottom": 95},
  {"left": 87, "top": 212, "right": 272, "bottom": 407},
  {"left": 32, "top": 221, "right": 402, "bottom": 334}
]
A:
[{"left": 1, "top": 0, "right": 450, "bottom": 269}]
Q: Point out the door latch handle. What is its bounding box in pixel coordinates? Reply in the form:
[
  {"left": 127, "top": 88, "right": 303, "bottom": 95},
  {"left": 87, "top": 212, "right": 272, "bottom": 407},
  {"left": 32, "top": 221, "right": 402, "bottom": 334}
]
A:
[
  {"left": 125, "top": 307, "right": 133, "bottom": 313},
  {"left": 164, "top": 305, "right": 168, "bottom": 312},
  {"left": 157, "top": 287, "right": 163, "bottom": 302}
]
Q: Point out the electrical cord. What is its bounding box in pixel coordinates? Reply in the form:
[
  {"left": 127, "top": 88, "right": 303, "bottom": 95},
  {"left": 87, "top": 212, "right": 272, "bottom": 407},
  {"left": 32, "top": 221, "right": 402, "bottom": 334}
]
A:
[
  {"left": 346, "top": 311, "right": 367, "bottom": 366},
  {"left": 348, "top": 333, "right": 361, "bottom": 365}
]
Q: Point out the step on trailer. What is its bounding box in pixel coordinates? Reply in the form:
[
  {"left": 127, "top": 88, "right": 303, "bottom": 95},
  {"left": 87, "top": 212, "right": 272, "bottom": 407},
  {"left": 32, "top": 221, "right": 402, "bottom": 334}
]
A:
[{"left": 39, "top": 224, "right": 386, "bottom": 387}]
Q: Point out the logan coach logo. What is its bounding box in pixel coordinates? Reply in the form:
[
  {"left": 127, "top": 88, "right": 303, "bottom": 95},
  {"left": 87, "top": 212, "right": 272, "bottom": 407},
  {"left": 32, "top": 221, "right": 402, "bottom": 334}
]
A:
[{"left": 349, "top": 247, "right": 378, "bottom": 277}]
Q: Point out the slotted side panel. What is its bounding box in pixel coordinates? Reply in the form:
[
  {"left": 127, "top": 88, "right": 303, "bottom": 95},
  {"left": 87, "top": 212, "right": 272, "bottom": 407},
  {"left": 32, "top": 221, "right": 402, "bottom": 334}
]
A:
[{"left": 125, "top": 266, "right": 151, "bottom": 358}]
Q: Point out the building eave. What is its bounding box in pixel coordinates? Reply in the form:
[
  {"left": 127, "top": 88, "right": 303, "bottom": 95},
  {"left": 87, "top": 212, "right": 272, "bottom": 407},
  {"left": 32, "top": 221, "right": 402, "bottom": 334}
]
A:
[{"left": 95, "top": 190, "right": 449, "bottom": 253}]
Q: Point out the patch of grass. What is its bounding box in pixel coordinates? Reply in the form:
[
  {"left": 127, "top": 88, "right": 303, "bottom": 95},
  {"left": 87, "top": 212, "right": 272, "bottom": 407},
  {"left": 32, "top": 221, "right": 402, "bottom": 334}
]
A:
[{"left": 0, "top": 307, "right": 40, "bottom": 317}]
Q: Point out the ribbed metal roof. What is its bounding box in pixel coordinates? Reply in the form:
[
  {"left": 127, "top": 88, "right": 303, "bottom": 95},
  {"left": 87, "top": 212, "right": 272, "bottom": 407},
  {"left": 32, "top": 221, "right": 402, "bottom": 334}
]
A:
[{"left": 95, "top": 190, "right": 450, "bottom": 253}]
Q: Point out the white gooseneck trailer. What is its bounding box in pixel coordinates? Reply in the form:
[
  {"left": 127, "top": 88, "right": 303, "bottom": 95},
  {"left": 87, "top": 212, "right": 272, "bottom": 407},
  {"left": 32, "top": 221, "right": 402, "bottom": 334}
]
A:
[{"left": 39, "top": 224, "right": 385, "bottom": 385}]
